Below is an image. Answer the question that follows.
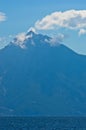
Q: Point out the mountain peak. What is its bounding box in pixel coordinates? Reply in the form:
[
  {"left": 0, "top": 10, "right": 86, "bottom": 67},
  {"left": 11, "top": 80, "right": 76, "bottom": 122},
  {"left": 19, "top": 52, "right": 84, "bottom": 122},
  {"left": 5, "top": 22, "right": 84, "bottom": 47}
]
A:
[
  {"left": 10, "top": 30, "right": 61, "bottom": 49},
  {"left": 27, "top": 27, "right": 37, "bottom": 35},
  {"left": 26, "top": 30, "right": 36, "bottom": 37}
]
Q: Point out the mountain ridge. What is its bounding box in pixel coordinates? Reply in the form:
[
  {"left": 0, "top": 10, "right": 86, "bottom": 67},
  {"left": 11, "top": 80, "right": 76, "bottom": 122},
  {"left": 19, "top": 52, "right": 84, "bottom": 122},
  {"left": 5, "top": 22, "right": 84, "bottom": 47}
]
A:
[{"left": 0, "top": 31, "right": 86, "bottom": 116}]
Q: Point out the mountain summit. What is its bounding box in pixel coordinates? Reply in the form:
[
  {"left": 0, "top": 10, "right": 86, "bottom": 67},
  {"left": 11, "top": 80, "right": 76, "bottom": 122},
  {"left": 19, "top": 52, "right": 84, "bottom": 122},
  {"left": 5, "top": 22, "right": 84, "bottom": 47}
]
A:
[
  {"left": 11, "top": 31, "right": 60, "bottom": 49},
  {"left": 26, "top": 30, "right": 36, "bottom": 36},
  {"left": 0, "top": 32, "right": 86, "bottom": 116}
]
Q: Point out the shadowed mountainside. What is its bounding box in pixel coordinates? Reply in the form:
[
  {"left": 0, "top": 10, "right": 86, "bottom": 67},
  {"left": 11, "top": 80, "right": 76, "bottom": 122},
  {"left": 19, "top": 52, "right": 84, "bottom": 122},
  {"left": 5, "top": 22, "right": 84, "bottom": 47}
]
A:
[{"left": 0, "top": 31, "right": 86, "bottom": 116}]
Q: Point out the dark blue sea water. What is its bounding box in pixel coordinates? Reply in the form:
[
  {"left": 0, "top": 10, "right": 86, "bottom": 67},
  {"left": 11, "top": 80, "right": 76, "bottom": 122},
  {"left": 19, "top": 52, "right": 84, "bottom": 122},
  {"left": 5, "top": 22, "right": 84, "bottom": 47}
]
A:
[{"left": 0, "top": 117, "right": 86, "bottom": 130}]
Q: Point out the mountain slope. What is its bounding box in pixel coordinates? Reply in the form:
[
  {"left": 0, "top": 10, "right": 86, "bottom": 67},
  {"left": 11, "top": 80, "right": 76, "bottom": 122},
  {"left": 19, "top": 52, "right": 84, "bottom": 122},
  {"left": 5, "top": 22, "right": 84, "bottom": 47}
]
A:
[{"left": 0, "top": 31, "right": 86, "bottom": 116}]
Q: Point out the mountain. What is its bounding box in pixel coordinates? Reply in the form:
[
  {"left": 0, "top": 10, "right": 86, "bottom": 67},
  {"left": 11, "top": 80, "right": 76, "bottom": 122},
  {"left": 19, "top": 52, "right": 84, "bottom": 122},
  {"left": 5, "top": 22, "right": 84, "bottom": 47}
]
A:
[{"left": 0, "top": 31, "right": 86, "bottom": 116}]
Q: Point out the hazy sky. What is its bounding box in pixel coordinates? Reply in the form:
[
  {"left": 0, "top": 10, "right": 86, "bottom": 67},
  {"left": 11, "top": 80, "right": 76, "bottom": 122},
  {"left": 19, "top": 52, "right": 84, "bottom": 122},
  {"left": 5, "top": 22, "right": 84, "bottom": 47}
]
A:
[{"left": 0, "top": 0, "right": 86, "bottom": 54}]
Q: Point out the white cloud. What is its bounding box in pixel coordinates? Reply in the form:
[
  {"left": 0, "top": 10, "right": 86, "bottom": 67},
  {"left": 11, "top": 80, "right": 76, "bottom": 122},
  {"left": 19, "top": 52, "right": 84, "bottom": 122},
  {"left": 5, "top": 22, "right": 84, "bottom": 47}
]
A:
[
  {"left": 79, "top": 29, "right": 86, "bottom": 36},
  {"left": 0, "top": 12, "right": 6, "bottom": 22},
  {"left": 35, "top": 10, "right": 86, "bottom": 35},
  {"left": 45, "top": 33, "right": 65, "bottom": 46},
  {"left": 11, "top": 30, "right": 34, "bottom": 49},
  {"left": 12, "top": 32, "right": 27, "bottom": 49},
  {"left": 15, "top": 33, "right": 26, "bottom": 43}
]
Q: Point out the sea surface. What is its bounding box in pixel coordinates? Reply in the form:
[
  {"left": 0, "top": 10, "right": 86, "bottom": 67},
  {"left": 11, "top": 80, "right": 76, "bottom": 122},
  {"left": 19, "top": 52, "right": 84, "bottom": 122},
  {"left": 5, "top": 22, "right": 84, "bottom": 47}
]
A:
[{"left": 0, "top": 117, "right": 86, "bottom": 130}]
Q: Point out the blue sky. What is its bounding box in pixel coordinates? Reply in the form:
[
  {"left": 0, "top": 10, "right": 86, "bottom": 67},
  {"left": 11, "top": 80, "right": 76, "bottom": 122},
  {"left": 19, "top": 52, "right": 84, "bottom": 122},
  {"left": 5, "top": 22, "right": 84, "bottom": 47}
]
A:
[{"left": 0, "top": 0, "right": 86, "bottom": 54}]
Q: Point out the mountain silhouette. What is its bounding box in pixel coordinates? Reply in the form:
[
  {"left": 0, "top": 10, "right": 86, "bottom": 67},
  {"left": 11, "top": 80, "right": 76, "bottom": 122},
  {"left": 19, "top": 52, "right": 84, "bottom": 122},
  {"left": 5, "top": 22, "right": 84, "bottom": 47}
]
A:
[{"left": 0, "top": 31, "right": 86, "bottom": 116}]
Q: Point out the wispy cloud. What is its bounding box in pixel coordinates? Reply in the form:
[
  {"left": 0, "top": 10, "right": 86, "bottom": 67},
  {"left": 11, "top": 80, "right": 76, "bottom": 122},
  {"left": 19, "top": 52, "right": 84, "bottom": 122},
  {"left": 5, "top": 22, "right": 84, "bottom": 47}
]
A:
[
  {"left": 48, "top": 33, "right": 65, "bottom": 46},
  {"left": 11, "top": 32, "right": 27, "bottom": 49},
  {"left": 35, "top": 10, "right": 86, "bottom": 35},
  {"left": 79, "top": 29, "right": 86, "bottom": 36},
  {"left": 11, "top": 30, "right": 34, "bottom": 49},
  {"left": 11, "top": 27, "right": 38, "bottom": 49},
  {"left": 0, "top": 35, "right": 14, "bottom": 49},
  {"left": 0, "top": 12, "right": 6, "bottom": 22}
]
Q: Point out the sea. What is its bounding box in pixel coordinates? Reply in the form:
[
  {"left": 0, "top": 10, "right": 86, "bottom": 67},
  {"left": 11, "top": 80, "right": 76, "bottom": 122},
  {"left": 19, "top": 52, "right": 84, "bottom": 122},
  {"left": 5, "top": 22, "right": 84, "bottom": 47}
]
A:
[{"left": 0, "top": 117, "right": 86, "bottom": 130}]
